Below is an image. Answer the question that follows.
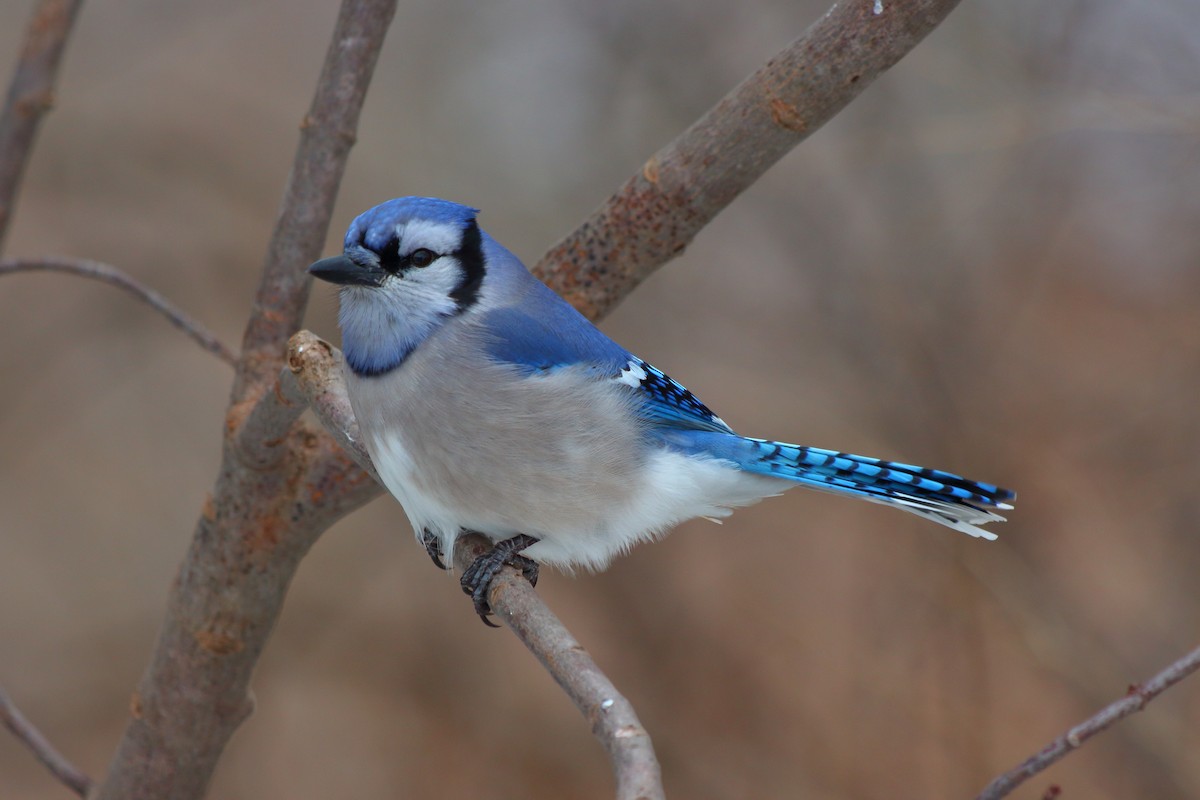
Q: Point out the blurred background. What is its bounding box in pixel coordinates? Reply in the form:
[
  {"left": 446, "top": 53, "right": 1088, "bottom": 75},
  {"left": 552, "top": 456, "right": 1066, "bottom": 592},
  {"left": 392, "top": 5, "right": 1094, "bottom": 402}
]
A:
[{"left": 2, "top": 0, "right": 1199, "bottom": 797}]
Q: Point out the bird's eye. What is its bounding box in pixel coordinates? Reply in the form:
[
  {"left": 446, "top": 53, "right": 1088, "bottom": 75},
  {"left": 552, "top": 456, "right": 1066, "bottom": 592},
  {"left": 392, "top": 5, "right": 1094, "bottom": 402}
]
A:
[{"left": 409, "top": 248, "right": 437, "bottom": 268}]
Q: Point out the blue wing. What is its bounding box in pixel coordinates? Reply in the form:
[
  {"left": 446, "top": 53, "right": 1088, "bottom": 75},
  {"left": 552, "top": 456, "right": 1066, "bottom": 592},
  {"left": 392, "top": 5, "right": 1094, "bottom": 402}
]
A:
[
  {"left": 480, "top": 303, "right": 630, "bottom": 374},
  {"left": 479, "top": 294, "right": 733, "bottom": 434},
  {"left": 614, "top": 358, "right": 734, "bottom": 434}
]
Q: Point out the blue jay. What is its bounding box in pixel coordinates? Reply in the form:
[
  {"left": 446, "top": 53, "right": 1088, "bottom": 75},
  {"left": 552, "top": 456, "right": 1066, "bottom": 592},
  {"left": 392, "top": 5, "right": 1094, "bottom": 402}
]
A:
[{"left": 309, "top": 197, "right": 1014, "bottom": 624}]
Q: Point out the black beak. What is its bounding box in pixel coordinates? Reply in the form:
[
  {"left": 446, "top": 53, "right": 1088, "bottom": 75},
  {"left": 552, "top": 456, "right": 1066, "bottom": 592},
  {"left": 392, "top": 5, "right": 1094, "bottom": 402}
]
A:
[{"left": 308, "top": 254, "right": 386, "bottom": 287}]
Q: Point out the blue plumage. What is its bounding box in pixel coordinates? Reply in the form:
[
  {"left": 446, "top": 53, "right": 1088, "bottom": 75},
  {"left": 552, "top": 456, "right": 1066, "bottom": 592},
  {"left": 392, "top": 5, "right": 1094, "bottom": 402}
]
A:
[
  {"left": 345, "top": 197, "right": 480, "bottom": 253},
  {"left": 619, "top": 359, "right": 734, "bottom": 434},
  {"left": 653, "top": 429, "right": 1013, "bottom": 538}
]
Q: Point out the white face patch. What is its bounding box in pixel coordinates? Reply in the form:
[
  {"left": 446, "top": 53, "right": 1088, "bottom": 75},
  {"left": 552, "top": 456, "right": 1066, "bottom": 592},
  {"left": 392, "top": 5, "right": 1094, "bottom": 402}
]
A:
[
  {"left": 383, "top": 255, "right": 463, "bottom": 305},
  {"left": 337, "top": 253, "right": 466, "bottom": 374},
  {"left": 397, "top": 218, "right": 465, "bottom": 257}
]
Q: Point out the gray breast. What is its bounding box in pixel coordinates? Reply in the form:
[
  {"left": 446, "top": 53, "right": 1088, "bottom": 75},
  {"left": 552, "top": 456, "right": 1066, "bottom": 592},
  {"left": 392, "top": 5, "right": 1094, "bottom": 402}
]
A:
[{"left": 348, "top": 319, "right": 648, "bottom": 540}]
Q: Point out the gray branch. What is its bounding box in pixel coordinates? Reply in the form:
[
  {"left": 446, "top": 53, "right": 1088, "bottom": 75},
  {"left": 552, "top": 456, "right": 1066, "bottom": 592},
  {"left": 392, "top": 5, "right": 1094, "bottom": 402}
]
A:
[
  {"left": 0, "top": 0, "right": 83, "bottom": 251},
  {"left": 91, "top": 2, "right": 397, "bottom": 798},
  {"left": 976, "top": 643, "right": 1200, "bottom": 799},
  {"left": 535, "top": 0, "right": 965, "bottom": 321},
  {"left": 0, "top": 685, "right": 91, "bottom": 796},
  {"left": 455, "top": 534, "right": 664, "bottom": 800},
  {"left": 0, "top": 256, "right": 237, "bottom": 365}
]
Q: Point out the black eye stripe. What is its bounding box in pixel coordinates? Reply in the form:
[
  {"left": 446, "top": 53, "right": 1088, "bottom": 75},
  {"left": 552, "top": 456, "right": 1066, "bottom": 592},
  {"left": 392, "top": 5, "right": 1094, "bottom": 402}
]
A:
[
  {"left": 378, "top": 236, "right": 402, "bottom": 273},
  {"left": 375, "top": 240, "right": 441, "bottom": 274}
]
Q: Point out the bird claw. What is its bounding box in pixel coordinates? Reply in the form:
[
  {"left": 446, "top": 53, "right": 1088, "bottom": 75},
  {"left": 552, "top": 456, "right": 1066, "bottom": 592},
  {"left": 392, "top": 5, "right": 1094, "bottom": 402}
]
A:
[
  {"left": 460, "top": 534, "right": 540, "bottom": 626},
  {"left": 422, "top": 529, "right": 448, "bottom": 571}
]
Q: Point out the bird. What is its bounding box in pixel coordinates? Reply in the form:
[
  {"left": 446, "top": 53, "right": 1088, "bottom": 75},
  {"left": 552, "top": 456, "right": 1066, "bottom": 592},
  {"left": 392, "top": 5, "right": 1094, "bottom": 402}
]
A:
[{"left": 309, "top": 196, "right": 1015, "bottom": 625}]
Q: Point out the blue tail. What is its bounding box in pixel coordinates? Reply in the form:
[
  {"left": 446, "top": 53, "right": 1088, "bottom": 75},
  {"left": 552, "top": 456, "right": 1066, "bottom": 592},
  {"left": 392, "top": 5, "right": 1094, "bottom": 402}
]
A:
[{"left": 658, "top": 431, "right": 1015, "bottom": 539}]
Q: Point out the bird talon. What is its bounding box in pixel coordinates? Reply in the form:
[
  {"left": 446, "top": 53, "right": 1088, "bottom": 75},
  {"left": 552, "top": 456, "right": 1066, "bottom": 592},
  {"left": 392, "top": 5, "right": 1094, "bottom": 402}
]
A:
[
  {"left": 422, "top": 529, "right": 448, "bottom": 571},
  {"left": 459, "top": 534, "right": 540, "bottom": 626}
]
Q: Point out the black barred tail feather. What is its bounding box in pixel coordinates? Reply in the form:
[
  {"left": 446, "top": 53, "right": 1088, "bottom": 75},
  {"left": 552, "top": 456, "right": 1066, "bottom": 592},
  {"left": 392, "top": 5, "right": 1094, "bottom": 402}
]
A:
[{"left": 737, "top": 437, "right": 1015, "bottom": 539}]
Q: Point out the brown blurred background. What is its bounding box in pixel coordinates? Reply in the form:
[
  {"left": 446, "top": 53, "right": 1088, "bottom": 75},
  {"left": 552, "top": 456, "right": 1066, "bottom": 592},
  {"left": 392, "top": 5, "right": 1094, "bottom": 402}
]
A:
[{"left": 3, "top": 0, "right": 1199, "bottom": 797}]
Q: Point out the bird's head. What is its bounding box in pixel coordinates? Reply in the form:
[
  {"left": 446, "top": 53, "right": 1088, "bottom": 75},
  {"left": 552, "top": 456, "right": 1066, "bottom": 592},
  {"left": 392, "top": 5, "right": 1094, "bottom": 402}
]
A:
[{"left": 309, "top": 197, "right": 486, "bottom": 376}]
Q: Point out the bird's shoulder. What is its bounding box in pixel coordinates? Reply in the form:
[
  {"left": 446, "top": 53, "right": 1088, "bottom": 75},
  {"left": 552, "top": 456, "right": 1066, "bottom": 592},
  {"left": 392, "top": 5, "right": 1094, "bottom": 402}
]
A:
[{"left": 476, "top": 283, "right": 732, "bottom": 435}]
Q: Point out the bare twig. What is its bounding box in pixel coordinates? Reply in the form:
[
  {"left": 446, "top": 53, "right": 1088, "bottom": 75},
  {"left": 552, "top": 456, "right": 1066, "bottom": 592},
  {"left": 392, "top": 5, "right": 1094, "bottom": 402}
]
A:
[
  {"left": 536, "top": 0, "right": 964, "bottom": 321},
  {"left": 454, "top": 534, "right": 665, "bottom": 800},
  {"left": 0, "top": 0, "right": 84, "bottom": 251},
  {"left": 0, "top": 256, "right": 237, "bottom": 365},
  {"left": 976, "top": 643, "right": 1200, "bottom": 799},
  {"left": 284, "top": 330, "right": 376, "bottom": 479},
  {"left": 0, "top": 684, "right": 92, "bottom": 797},
  {"left": 286, "top": 330, "right": 384, "bottom": 525}
]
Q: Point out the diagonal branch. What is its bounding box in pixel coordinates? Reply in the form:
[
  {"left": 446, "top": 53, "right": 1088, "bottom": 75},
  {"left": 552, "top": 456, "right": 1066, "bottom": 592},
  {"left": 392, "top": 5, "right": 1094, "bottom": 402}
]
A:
[
  {"left": 0, "top": 684, "right": 92, "bottom": 797},
  {"left": 536, "top": 0, "right": 964, "bottom": 321},
  {"left": 455, "top": 534, "right": 665, "bottom": 800},
  {"left": 0, "top": 0, "right": 84, "bottom": 252},
  {"left": 0, "top": 256, "right": 237, "bottom": 365},
  {"left": 976, "top": 643, "right": 1200, "bottom": 799}
]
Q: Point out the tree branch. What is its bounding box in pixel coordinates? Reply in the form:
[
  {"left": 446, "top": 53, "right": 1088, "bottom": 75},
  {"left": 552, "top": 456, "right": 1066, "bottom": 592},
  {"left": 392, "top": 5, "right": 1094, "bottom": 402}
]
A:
[
  {"left": 0, "top": 684, "right": 92, "bottom": 797},
  {"left": 0, "top": 0, "right": 84, "bottom": 252},
  {"left": 91, "top": 3, "right": 397, "bottom": 799},
  {"left": 232, "top": 0, "right": 396, "bottom": 400},
  {"left": 976, "top": 643, "right": 1200, "bottom": 799},
  {"left": 455, "top": 535, "right": 665, "bottom": 800},
  {"left": 0, "top": 256, "right": 237, "bottom": 365},
  {"left": 536, "top": 0, "right": 964, "bottom": 321}
]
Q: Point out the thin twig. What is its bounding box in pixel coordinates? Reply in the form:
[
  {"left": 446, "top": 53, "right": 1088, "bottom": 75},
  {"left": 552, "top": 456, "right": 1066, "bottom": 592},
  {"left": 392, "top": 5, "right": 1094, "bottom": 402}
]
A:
[
  {"left": 0, "top": 0, "right": 84, "bottom": 251},
  {"left": 536, "top": 0, "right": 964, "bottom": 321},
  {"left": 454, "top": 534, "right": 665, "bottom": 800},
  {"left": 0, "top": 256, "right": 237, "bottom": 365},
  {"left": 0, "top": 684, "right": 92, "bottom": 797},
  {"left": 976, "top": 643, "right": 1200, "bottom": 799}
]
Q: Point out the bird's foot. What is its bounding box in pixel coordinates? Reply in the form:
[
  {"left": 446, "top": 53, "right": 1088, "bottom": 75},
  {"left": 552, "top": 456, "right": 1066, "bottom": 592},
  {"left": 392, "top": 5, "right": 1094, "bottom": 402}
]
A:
[
  {"left": 422, "top": 529, "right": 448, "bottom": 571},
  {"left": 460, "top": 534, "right": 540, "bottom": 627}
]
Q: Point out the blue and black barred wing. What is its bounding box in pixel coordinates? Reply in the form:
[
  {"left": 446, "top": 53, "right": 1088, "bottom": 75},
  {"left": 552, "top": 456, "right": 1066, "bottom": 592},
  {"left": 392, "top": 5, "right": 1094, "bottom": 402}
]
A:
[
  {"left": 616, "top": 358, "right": 735, "bottom": 434},
  {"left": 480, "top": 307, "right": 733, "bottom": 434}
]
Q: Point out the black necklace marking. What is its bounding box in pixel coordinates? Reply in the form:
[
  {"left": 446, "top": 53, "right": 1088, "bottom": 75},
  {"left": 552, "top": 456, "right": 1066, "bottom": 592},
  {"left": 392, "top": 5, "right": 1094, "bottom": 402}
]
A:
[{"left": 449, "top": 219, "right": 484, "bottom": 310}]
